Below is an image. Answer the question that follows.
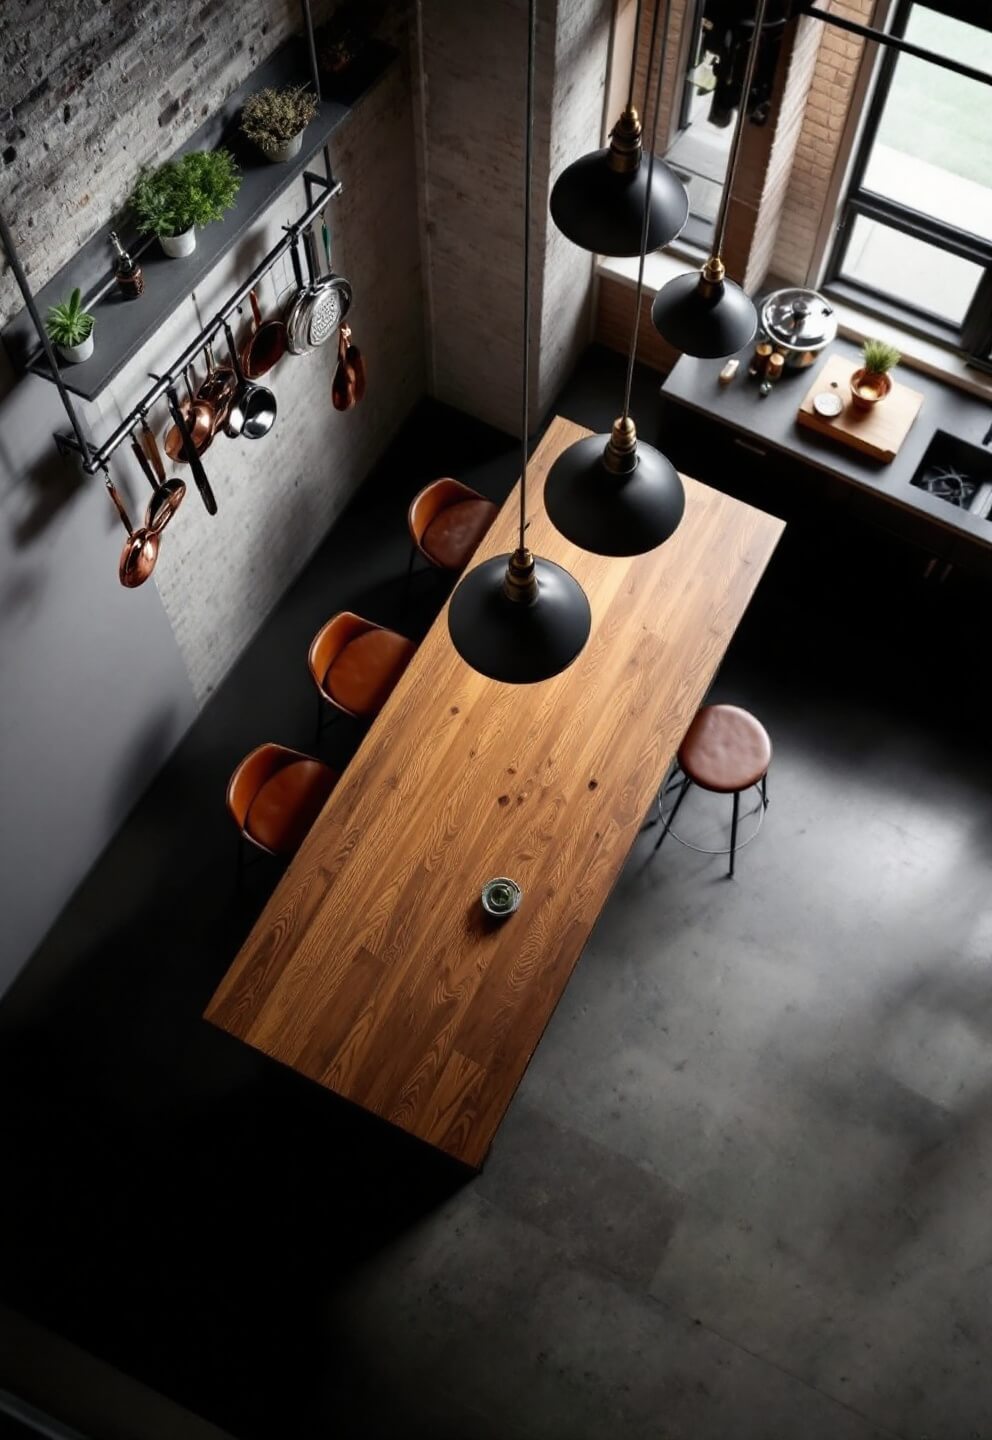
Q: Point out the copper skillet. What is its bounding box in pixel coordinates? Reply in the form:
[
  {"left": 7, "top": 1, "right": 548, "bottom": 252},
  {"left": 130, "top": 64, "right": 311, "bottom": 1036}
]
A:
[
  {"left": 103, "top": 466, "right": 160, "bottom": 588},
  {"left": 240, "top": 287, "right": 287, "bottom": 379},
  {"left": 196, "top": 342, "right": 238, "bottom": 433},
  {"left": 131, "top": 429, "right": 186, "bottom": 532},
  {"left": 165, "top": 364, "right": 214, "bottom": 462}
]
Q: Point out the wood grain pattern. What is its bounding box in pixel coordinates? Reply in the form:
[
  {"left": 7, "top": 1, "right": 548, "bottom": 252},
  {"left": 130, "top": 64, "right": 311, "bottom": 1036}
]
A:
[
  {"left": 205, "top": 416, "right": 784, "bottom": 1168},
  {"left": 796, "top": 354, "right": 924, "bottom": 463}
]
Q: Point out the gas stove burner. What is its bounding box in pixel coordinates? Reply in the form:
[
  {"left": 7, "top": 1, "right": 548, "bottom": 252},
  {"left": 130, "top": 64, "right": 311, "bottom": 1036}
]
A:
[{"left": 914, "top": 463, "right": 978, "bottom": 508}]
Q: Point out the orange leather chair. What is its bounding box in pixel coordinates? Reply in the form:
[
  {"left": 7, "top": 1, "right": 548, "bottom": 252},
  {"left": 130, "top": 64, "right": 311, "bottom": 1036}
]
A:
[
  {"left": 407, "top": 477, "right": 498, "bottom": 580},
  {"left": 308, "top": 612, "right": 417, "bottom": 740},
  {"left": 227, "top": 743, "right": 338, "bottom": 878}
]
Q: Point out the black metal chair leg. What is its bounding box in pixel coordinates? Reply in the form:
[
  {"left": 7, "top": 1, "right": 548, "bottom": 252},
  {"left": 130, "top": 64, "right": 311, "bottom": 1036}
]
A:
[
  {"left": 236, "top": 833, "right": 246, "bottom": 890},
  {"left": 315, "top": 691, "right": 325, "bottom": 747},
  {"left": 728, "top": 790, "right": 740, "bottom": 878},
  {"left": 653, "top": 776, "right": 691, "bottom": 855},
  {"left": 761, "top": 773, "right": 769, "bottom": 809}
]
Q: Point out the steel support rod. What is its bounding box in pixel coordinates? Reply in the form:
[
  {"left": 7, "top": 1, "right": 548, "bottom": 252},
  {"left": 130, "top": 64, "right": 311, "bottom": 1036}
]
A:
[
  {"left": 300, "top": 0, "right": 323, "bottom": 105},
  {"left": 0, "top": 209, "right": 95, "bottom": 468},
  {"left": 63, "top": 174, "right": 341, "bottom": 471},
  {"left": 802, "top": 3, "right": 992, "bottom": 88}
]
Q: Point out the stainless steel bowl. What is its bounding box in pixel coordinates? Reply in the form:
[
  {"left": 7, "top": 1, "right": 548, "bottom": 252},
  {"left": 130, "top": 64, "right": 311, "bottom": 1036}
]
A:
[{"left": 760, "top": 287, "right": 837, "bottom": 369}]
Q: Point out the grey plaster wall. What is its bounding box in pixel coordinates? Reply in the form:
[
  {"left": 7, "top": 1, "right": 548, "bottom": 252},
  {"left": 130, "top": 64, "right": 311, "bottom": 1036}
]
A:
[
  {"left": 0, "top": 15, "right": 425, "bottom": 995},
  {"left": 414, "top": 0, "right": 610, "bottom": 435},
  {"left": 0, "top": 358, "right": 198, "bottom": 989}
]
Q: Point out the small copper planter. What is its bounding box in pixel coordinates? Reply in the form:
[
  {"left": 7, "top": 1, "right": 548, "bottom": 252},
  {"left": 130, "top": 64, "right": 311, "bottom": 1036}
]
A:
[{"left": 850, "top": 368, "right": 892, "bottom": 412}]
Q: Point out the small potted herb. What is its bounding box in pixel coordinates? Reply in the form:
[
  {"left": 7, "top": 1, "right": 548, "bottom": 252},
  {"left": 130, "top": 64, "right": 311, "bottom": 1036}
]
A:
[
  {"left": 240, "top": 84, "right": 318, "bottom": 163},
  {"left": 130, "top": 150, "right": 241, "bottom": 258},
  {"left": 850, "top": 339, "right": 901, "bottom": 412},
  {"left": 46, "top": 287, "right": 95, "bottom": 363}
]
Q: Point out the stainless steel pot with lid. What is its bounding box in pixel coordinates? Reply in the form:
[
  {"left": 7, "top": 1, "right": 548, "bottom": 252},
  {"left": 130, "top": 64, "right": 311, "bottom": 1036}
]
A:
[{"left": 760, "top": 287, "right": 837, "bottom": 369}]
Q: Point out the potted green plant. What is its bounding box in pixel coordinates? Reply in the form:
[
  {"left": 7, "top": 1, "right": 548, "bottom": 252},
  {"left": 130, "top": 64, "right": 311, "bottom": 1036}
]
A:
[
  {"left": 850, "top": 339, "right": 901, "bottom": 412},
  {"left": 130, "top": 150, "right": 241, "bottom": 258},
  {"left": 46, "top": 287, "right": 95, "bottom": 363},
  {"left": 240, "top": 84, "right": 318, "bottom": 163}
]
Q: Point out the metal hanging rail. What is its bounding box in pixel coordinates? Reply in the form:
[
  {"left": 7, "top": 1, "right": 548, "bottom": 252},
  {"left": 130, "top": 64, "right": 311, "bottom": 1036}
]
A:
[
  {"left": 800, "top": 2, "right": 992, "bottom": 88},
  {"left": 55, "top": 170, "right": 341, "bottom": 472}
]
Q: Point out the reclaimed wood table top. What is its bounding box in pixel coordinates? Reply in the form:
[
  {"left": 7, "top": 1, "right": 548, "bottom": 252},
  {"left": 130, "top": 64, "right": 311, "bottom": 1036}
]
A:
[{"left": 205, "top": 416, "right": 785, "bottom": 1168}]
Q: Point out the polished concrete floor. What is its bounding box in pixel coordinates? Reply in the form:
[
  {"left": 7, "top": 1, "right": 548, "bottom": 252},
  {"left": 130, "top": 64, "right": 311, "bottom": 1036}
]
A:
[{"left": 1, "top": 348, "right": 990, "bottom": 1440}]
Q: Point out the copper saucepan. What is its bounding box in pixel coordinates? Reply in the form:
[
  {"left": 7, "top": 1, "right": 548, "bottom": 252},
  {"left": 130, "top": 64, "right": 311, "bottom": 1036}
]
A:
[
  {"left": 103, "top": 467, "right": 160, "bottom": 588},
  {"left": 196, "top": 342, "right": 238, "bottom": 433},
  {"left": 240, "top": 287, "right": 287, "bottom": 379},
  {"left": 164, "top": 365, "right": 214, "bottom": 463}
]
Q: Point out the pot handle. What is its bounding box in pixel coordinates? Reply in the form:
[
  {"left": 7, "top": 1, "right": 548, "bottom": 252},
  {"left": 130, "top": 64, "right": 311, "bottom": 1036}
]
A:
[
  {"left": 222, "top": 319, "right": 248, "bottom": 385},
  {"left": 290, "top": 233, "right": 305, "bottom": 291},
  {"left": 167, "top": 381, "right": 218, "bottom": 516},
  {"left": 249, "top": 288, "right": 263, "bottom": 331},
  {"left": 131, "top": 431, "right": 160, "bottom": 492},
  {"left": 103, "top": 465, "right": 134, "bottom": 534}
]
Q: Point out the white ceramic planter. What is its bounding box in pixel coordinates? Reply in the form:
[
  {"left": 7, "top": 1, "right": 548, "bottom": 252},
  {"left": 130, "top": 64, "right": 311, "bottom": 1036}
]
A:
[
  {"left": 260, "top": 131, "right": 303, "bottom": 163},
  {"left": 58, "top": 331, "right": 94, "bottom": 364},
  {"left": 160, "top": 226, "right": 196, "bottom": 258}
]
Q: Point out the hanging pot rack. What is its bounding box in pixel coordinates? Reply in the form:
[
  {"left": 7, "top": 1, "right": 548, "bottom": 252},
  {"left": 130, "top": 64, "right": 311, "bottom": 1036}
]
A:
[
  {"left": 53, "top": 169, "right": 343, "bottom": 475},
  {"left": 0, "top": 0, "right": 359, "bottom": 478}
]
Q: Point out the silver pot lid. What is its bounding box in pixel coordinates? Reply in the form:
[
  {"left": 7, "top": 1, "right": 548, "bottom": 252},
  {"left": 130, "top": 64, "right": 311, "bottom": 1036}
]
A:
[{"left": 761, "top": 287, "right": 837, "bottom": 349}]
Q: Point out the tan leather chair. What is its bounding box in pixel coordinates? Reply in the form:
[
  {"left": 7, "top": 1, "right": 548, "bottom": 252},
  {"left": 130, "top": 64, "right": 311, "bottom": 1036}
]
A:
[
  {"left": 227, "top": 743, "right": 338, "bottom": 878},
  {"left": 308, "top": 612, "right": 416, "bottom": 741},
  {"left": 407, "top": 477, "right": 498, "bottom": 579}
]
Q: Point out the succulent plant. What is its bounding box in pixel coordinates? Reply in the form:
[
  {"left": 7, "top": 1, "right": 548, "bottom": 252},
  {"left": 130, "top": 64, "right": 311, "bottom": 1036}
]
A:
[
  {"left": 46, "top": 287, "right": 94, "bottom": 347},
  {"left": 240, "top": 85, "right": 318, "bottom": 149}
]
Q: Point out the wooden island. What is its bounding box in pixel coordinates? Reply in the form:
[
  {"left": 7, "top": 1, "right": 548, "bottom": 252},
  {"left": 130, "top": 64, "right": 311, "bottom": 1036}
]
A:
[{"left": 205, "top": 416, "right": 784, "bottom": 1168}]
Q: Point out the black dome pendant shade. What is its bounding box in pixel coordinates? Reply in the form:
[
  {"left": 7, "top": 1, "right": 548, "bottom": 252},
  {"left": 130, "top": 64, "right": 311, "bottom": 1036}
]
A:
[
  {"left": 447, "top": 0, "right": 590, "bottom": 685},
  {"left": 651, "top": 257, "right": 757, "bottom": 358},
  {"left": 545, "top": 419, "right": 684, "bottom": 557},
  {"left": 448, "top": 550, "right": 591, "bottom": 685},
  {"left": 545, "top": 0, "right": 684, "bottom": 560},
  {"left": 550, "top": 108, "right": 689, "bottom": 257}
]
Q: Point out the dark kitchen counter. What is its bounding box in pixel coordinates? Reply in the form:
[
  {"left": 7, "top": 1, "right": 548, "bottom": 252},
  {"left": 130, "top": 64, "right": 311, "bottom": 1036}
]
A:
[{"left": 661, "top": 335, "right": 992, "bottom": 551}]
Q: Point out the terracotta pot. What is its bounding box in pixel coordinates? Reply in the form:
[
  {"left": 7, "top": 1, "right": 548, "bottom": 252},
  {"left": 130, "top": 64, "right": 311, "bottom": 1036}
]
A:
[
  {"left": 160, "top": 226, "right": 196, "bottom": 258},
  {"left": 850, "top": 368, "right": 892, "bottom": 412}
]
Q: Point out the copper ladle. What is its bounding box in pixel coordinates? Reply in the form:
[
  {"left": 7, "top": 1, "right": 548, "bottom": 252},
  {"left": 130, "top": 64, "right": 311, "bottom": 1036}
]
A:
[
  {"left": 131, "top": 425, "right": 185, "bottom": 532},
  {"left": 164, "top": 364, "right": 214, "bottom": 463},
  {"left": 103, "top": 467, "right": 160, "bottom": 588}
]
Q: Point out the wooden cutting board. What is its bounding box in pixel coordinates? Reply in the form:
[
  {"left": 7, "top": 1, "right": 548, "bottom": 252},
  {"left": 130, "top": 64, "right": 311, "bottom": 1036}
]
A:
[{"left": 796, "top": 354, "right": 924, "bottom": 463}]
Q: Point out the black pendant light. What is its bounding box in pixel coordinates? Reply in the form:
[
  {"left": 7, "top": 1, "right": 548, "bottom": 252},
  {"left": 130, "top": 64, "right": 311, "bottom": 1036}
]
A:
[
  {"left": 544, "top": 0, "right": 684, "bottom": 558},
  {"left": 447, "top": 0, "right": 591, "bottom": 686},
  {"left": 550, "top": 0, "right": 688, "bottom": 257},
  {"left": 651, "top": 0, "right": 768, "bottom": 358}
]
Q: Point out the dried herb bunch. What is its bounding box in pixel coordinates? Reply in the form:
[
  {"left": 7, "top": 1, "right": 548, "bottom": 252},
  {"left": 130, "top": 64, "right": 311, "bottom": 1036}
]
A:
[{"left": 240, "top": 85, "right": 318, "bottom": 148}]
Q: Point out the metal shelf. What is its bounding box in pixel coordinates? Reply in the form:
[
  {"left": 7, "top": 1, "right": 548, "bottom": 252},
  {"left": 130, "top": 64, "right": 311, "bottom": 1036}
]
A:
[{"left": 2, "top": 37, "right": 395, "bottom": 403}]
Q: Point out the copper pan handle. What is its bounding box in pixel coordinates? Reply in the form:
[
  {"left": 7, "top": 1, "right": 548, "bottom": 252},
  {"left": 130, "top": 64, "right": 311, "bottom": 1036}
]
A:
[
  {"left": 131, "top": 434, "right": 159, "bottom": 491},
  {"left": 139, "top": 412, "right": 166, "bottom": 485}
]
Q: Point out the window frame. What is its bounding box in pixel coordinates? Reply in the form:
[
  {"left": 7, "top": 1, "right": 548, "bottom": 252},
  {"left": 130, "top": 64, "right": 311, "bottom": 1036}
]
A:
[{"left": 823, "top": 0, "right": 992, "bottom": 371}]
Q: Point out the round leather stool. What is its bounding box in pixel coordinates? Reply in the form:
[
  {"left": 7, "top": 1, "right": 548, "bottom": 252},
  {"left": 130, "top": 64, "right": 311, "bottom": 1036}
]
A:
[{"left": 652, "top": 704, "right": 772, "bottom": 877}]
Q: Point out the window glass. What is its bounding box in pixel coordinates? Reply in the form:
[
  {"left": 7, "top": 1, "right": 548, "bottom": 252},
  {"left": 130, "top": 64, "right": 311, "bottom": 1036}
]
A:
[
  {"left": 838, "top": 214, "right": 983, "bottom": 325},
  {"left": 861, "top": 7, "right": 992, "bottom": 242}
]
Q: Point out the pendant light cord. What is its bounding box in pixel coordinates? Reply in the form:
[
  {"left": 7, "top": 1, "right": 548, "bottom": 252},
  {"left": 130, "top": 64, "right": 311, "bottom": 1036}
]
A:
[
  {"left": 519, "top": 0, "right": 537, "bottom": 553},
  {"left": 621, "top": 0, "right": 668, "bottom": 425},
  {"left": 625, "top": 0, "right": 645, "bottom": 112},
  {"left": 711, "top": 0, "right": 768, "bottom": 263}
]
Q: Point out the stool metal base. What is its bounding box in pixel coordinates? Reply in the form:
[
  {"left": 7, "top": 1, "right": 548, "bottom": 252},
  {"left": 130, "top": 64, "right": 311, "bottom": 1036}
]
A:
[{"left": 647, "top": 768, "right": 768, "bottom": 877}]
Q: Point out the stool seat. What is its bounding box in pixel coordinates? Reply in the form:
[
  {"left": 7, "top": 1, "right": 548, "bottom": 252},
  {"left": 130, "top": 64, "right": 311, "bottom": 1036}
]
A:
[
  {"left": 325, "top": 627, "right": 416, "bottom": 718},
  {"left": 421, "top": 497, "right": 498, "bottom": 571},
  {"left": 245, "top": 758, "right": 338, "bottom": 855},
  {"left": 678, "top": 704, "right": 772, "bottom": 794}
]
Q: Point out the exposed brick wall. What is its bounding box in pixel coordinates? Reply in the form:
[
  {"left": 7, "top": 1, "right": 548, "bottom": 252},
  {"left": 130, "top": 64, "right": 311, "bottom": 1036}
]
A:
[
  {"left": 0, "top": 0, "right": 309, "bottom": 323},
  {"left": 772, "top": 0, "right": 876, "bottom": 284},
  {"left": 596, "top": 273, "right": 678, "bottom": 374},
  {"left": 632, "top": 0, "right": 689, "bottom": 149}
]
